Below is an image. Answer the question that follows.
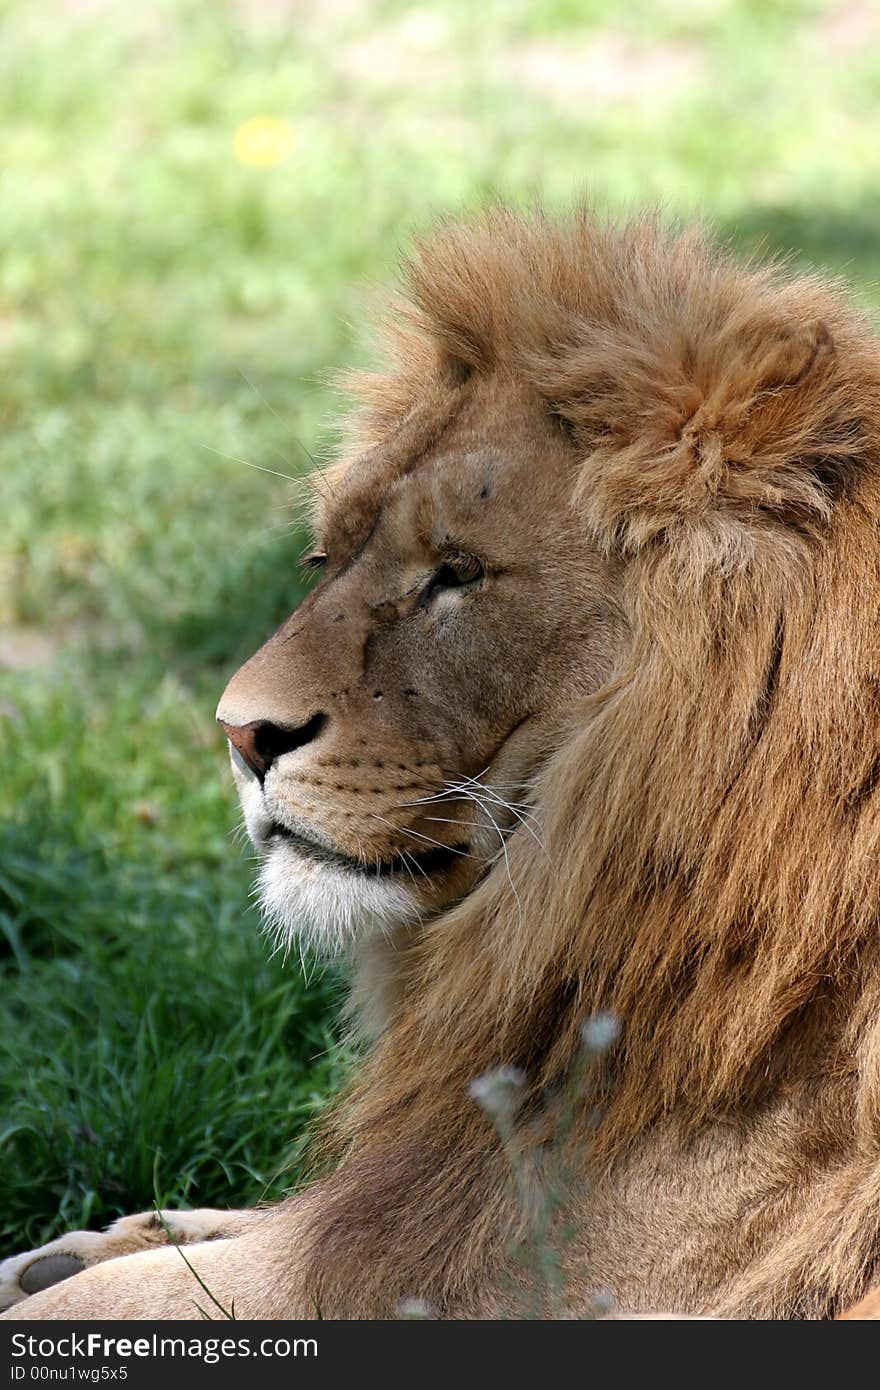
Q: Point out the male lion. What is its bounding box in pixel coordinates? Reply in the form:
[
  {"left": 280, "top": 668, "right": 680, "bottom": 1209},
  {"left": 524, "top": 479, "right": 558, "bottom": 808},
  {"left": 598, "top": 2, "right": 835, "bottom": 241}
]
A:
[{"left": 7, "top": 210, "right": 880, "bottom": 1320}]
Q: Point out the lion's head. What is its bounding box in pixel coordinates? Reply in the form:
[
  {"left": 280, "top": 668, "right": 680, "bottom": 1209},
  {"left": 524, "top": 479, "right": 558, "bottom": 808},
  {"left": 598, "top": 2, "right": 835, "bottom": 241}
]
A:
[
  {"left": 218, "top": 211, "right": 879, "bottom": 1002},
  {"left": 215, "top": 211, "right": 880, "bottom": 1316}
]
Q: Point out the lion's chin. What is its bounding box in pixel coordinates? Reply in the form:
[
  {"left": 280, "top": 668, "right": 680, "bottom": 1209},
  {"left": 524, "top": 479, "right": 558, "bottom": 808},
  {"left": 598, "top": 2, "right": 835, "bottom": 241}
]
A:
[{"left": 257, "top": 839, "right": 424, "bottom": 957}]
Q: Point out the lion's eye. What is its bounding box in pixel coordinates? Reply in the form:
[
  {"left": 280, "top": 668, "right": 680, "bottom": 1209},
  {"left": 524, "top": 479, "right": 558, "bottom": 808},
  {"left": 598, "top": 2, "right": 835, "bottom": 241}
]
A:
[
  {"left": 302, "top": 551, "right": 328, "bottom": 573},
  {"left": 431, "top": 555, "right": 485, "bottom": 592}
]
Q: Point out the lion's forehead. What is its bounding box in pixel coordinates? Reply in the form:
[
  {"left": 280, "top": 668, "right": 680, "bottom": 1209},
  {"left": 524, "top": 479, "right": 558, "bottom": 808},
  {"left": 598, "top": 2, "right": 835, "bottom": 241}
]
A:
[{"left": 314, "top": 392, "right": 570, "bottom": 568}]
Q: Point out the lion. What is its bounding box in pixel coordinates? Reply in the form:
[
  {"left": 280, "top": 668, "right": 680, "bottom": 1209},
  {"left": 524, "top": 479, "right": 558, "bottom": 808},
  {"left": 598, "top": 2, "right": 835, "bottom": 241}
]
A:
[{"left": 7, "top": 209, "right": 880, "bottom": 1320}]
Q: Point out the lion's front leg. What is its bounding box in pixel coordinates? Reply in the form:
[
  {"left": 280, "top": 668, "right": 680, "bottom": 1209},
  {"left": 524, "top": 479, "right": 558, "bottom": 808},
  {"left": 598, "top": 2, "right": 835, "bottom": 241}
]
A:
[{"left": 0, "top": 1209, "right": 257, "bottom": 1314}]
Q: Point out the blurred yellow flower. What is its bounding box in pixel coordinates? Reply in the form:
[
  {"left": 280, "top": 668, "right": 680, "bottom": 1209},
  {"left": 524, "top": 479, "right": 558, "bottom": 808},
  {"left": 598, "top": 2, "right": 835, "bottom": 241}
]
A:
[{"left": 232, "top": 116, "right": 295, "bottom": 168}]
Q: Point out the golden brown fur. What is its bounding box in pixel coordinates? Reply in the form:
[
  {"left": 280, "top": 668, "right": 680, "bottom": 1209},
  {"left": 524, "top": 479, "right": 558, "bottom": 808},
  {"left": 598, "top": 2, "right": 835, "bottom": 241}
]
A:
[{"left": 7, "top": 210, "right": 880, "bottom": 1319}]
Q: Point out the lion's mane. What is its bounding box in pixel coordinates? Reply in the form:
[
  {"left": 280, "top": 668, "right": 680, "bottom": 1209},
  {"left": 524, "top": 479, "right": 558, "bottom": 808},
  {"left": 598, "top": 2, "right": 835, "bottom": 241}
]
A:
[{"left": 295, "top": 212, "right": 880, "bottom": 1317}]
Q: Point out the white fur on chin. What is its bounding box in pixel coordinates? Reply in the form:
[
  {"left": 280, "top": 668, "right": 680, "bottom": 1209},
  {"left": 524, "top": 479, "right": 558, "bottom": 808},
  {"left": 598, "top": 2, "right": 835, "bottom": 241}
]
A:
[{"left": 257, "top": 839, "right": 423, "bottom": 957}]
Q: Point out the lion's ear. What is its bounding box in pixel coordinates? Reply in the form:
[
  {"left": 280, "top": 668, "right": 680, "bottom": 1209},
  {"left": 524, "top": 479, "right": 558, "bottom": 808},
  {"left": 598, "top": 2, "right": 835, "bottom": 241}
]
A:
[{"left": 540, "top": 312, "right": 867, "bottom": 559}]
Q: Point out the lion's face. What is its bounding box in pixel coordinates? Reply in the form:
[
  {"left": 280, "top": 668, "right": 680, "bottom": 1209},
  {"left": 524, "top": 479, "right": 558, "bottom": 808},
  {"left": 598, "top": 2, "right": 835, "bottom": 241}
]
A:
[{"left": 217, "top": 374, "right": 624, "bottom": 954}]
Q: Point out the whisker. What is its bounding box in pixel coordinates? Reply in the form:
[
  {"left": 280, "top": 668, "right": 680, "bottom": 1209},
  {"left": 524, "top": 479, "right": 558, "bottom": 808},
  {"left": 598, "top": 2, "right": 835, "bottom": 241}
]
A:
[
  {"left": 242, "top": 518, "right": 304, "bottom": 550},
  {"left": 400, "top": 848, "right": 431, "bottom": 885},
  {"left": 395, "top": 792, "right": 466, "bottom": 809},
  {"left": 236, "top": 367, "right": 334, "bottom": 490},
  {"left": 465, "top": 791, "right": 522, "bottom": 919},
  {"left": 236, "top": 369, "right": 304, "bottom": 471},
  {"left": 444, "top": 770, "right": 543, "bottom": 839},
  {"left": 393, "top": 793, "right": 521, "bottom": 816},
  {"left": 370, "top": 814, "right": 478, "bottom": 859},
  {"left": 200, "top": 442, "right": 298, "bottom": 485},
  {"left": 412, "top": 769, "right": 544, "bottom": 859},
  {"left": 399, "top": 776, "right": 527, "bottom": 809},
  {"left": 394, "top": 850, "right": 416, "bottom": 888},
  {"left": 421, "top": 806, "right": 538, "bottom": 867},
  {"left": 462, "top": 783, "right": 544, "bottom": 847}
]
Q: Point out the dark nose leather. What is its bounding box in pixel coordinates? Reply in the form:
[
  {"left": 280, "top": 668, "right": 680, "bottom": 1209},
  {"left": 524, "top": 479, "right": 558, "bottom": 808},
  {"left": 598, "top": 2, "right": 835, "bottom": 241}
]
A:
[{"left": 218, "top": 713, "right": 327, "bottom": 780}]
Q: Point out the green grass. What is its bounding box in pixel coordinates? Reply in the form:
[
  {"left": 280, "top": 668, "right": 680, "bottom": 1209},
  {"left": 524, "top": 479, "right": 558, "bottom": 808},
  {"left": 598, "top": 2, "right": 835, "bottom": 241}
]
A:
[{"left": 2, "top": 0, "right": 880, "bottom": 1251}]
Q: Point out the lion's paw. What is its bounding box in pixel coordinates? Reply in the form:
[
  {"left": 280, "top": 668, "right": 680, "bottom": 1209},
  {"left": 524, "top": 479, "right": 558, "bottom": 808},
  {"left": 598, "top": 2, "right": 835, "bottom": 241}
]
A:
[
  {"left": 1, "top": 1232, "right": 103, "bottom": 1312},
  {"left": 0, "top": 1210, "right": 245, "bottom": 1312}
]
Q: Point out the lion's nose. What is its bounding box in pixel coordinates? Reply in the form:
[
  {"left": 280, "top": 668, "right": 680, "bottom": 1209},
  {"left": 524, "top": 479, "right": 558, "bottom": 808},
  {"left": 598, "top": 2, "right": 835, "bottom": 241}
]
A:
[{"left": 217, "top": 713, "right": 327, "bottom": 781}]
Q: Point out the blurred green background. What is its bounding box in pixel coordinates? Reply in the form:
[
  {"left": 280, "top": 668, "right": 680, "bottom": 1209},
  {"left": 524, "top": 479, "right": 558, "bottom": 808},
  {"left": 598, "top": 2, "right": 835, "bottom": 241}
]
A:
[{"left": 2, "top": 0, "right": 879, "bottom": 1250}]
